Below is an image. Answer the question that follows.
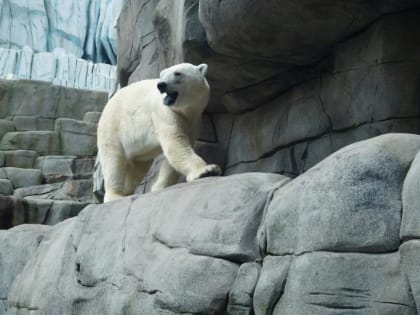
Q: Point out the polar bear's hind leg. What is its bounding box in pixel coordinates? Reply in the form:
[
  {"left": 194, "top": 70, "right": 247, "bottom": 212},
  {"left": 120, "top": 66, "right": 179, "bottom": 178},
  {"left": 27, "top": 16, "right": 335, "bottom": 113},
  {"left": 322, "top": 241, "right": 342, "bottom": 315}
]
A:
[{"left": 124, "top": 160, "right": 153, "bottom": 195}]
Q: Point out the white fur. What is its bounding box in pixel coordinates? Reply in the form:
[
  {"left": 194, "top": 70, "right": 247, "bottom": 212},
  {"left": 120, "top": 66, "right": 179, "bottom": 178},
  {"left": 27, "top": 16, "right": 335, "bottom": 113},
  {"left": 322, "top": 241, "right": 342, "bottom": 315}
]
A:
[{"left": 97, "top": 63, "right": 221, "bottom": 202}]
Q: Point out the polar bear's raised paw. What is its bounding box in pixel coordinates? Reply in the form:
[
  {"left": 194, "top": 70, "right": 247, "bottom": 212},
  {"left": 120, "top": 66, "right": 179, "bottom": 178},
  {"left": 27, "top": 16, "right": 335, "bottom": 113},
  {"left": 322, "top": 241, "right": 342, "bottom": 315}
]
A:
[{"left": 187, "top": 164, "right": 221, "bottom": 182}]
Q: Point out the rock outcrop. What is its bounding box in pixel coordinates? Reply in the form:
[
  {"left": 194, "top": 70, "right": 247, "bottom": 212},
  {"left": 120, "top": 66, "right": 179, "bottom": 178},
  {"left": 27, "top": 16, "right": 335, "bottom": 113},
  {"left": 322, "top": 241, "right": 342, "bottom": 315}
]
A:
[
  {"left": 116, "top": 1, "right": 420, "bottom": 179},
  {"left": 2, "top": 133, "right": 420, "bottom": 314}
]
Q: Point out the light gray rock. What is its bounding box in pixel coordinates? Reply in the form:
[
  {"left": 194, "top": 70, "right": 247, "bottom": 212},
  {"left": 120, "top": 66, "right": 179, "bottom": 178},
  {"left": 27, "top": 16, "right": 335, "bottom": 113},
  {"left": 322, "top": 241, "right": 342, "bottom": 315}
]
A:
[
  {"left": 0, "top": 119, "right": 15, "bottom": 140},
  {"left": 227, "top": 262, "right": 261, "bottom": 314},
  {"left": 0, "top": 0, "right": 125, "bottom": 65},
  {"left": 83, "top": 111, "right": 102, "bottom": 124},
  {"left": 253, "top": 256, "right": 292, "bottom": 315},
  {"left": 262, "top": 134, "right": 420, "bottom": 255},
  {"left": 0, "top": 131, "right": 60, "bottom": 155},
  {"left": 6, "top": 173, "right": 288, "bottom": 314},
  {"left": 272, "top": 252, "right": 415, "bottom": 314},
  {"left": 400, "top": 150, "right": 420, "bottom": 240},
  {"left": 54, "top": 118, "right": 97, "bottom": 156},
  {"left": 35, "top": 155, "right": 76, "bottom": 177},
  {"left": 4, "top": 167, "right": 42, "bottom": 189},
  {"left": 0, "top": 179, "right": 13, "bottom": 195},
  {"left": 3, "top": 150, "right": 38, "bottom": 168},
  {"left": 0, "top": 224, "right": 50, "bottom": 314},
  {"left": 400, "top": 240, "right": 420, "bottom": 311}
]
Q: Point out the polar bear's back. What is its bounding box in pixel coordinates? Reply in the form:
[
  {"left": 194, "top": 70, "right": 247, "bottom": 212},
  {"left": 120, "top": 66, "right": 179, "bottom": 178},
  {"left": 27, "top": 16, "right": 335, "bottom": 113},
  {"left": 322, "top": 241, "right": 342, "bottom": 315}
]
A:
[{"left": 98, "top": 79, "right": 163, "bottom": 156}]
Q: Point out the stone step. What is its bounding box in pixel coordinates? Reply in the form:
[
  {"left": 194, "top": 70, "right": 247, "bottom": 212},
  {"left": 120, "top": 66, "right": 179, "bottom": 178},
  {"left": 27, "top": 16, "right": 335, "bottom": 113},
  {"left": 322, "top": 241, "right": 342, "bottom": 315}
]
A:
[
  {"left": 0, "top": 150, "right": 39, "bottom": 168},
  {"left": 0, "top": 194, "right": 89, "bottom": 228},
  {"left": 83, "top": 111, "right": 102, "bottom": 124},
  {"left": 0, "top": 119, "right": 15, "bottom": 139},
  {"left": 13, "top": 179, "right": 98, "bottom": 204},
  {"left": 12, "top": 116, "right": 55, "bottom": 131},
  {"left": 0, "top": 178, "right": 13, "bottom": 195},
  {"left": 35, "top": 155, "right": 95, "bottom": 183},
  {"left": 1, "top": 167, "right": 42, "bottom": 189},
  {"left": 54, "top": 118, "right": 97, "bottom": 156},
  {"left": 0, "top": 131, "right": 60, "bottom": 155}
]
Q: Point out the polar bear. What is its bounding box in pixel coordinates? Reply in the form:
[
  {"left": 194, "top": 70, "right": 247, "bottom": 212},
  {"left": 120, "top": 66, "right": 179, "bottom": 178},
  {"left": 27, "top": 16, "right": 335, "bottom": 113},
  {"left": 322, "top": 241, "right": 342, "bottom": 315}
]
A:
[{"left": 97, "top": 63, "right": 221, "bottom": 202}]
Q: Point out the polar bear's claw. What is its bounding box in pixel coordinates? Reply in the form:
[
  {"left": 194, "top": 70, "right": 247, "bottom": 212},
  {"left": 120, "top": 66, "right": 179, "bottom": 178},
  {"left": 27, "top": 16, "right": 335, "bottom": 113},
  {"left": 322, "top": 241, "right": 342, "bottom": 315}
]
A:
[{"left": 196, "top": 164, "right": 222, "bottom": 179}]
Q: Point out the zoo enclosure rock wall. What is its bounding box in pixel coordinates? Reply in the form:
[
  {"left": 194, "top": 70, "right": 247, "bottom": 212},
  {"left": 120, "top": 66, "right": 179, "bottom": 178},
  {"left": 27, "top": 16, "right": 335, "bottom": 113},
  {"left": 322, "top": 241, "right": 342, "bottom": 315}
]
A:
[
  {"left": 2, "top": 134, "right": 420, "bottom": 314},
  {"left": 0, "top": 79, "right": 108, "bottom": 229},
  {"left": 117, "top": 0, "right": 420, "bottom": 178},
  {"left": 0, "top": 0, "right": 127, "bottom": 92}
]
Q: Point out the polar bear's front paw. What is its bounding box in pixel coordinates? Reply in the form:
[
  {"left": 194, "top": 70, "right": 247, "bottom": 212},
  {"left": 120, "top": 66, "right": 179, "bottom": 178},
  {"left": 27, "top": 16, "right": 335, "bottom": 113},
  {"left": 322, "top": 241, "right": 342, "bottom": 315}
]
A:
[{"left": 187, "top": 164, "right": 221, "bottom": 182}]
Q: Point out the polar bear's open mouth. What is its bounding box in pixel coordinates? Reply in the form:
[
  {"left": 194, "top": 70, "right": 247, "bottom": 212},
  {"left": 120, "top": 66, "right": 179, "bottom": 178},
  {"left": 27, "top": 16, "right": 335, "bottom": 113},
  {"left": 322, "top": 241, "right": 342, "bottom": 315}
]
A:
[{"left": 163, "top": 92, "right": 179, "bottom": 106}]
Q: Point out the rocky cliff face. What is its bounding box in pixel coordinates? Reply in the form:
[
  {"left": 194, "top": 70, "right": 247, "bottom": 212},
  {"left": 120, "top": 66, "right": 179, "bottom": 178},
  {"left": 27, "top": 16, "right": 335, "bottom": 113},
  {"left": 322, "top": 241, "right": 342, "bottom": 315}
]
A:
[
  {"left": 117, "top": 0, "right": 420, "bottom": 178},
  {"left": 2, "top": 134, "right": 420, "bottom": 314},
  {"left": 0, "top": 0, "right": 126, "bottom": 92}
]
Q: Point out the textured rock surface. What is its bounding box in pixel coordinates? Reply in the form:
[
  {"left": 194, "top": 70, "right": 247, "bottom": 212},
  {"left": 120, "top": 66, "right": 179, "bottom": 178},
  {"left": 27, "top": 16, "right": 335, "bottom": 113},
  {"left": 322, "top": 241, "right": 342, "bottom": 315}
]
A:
[
  {"left": 0, "top": 80, "right": 105, "bottom": 229},
  {"left": 0, "top": 0, "right": 125, "bottom": 64},
  {"left": 0, "top": 224, "right": 50, "bottom": 313},
  {"left": 0, "top": 0, "right": 126, "bottom": 91},
  {"left": 2, "top": 134, "right": 420, "bottom": 314},
  {"left": 118, "top": 2, "right": 420, "bottom": 179},
  {"left": 0, "top": 47, "right": 117, "bottom": 92}
]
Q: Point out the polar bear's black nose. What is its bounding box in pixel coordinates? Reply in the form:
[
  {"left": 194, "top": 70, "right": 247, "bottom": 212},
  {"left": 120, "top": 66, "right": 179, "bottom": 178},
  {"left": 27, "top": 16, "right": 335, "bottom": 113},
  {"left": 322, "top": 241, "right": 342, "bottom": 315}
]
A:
[{"left": 157, "top": 81, "right": 167, "bottom": 93}]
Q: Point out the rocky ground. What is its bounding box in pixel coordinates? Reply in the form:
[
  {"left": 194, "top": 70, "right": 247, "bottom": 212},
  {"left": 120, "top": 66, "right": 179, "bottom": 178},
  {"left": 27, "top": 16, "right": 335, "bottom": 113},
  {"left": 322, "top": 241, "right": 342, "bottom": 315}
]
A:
[{"left": 1, "top": 134, "right": 420, "bottom": 314}]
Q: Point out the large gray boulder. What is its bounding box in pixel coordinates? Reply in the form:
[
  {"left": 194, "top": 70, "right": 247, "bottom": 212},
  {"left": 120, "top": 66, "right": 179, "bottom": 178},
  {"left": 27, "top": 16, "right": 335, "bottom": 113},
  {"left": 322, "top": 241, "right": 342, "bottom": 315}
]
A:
[
  {"left": 0, "top": 224, "right": 50, "bottom": 314},
  {"left": 2, "top": 133, "right": 420, "bottom": 314},
  {"left": 6, "top": 173, "right": 287, "bottom": 314}
]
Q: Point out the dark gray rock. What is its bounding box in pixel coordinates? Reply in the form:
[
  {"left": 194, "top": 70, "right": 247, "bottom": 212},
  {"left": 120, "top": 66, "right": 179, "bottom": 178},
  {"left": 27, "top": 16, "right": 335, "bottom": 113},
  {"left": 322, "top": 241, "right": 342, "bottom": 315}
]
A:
[
  {"left": 14, "top": 179, "right": 97, "bottom": 204},
  {"left": 2, "top": 150, "right": 38, "bottom": 168},
  {"left": 12, "top": 116, "right": 55, "bottom": 131},
  {"left": 0, "top": 195, "right": 14, "bottom": 229},
  {"left": 0, "top": 179, "right": 13, "bottom": 195}
]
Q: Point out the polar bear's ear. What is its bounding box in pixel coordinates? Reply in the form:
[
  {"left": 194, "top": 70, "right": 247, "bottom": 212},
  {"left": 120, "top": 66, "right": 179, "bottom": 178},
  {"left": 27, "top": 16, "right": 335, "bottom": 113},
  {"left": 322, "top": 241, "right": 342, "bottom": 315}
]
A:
[
  {"left": 159, "top": 68, "right": 168, "bottom": 78},
  {"left": 197, "top": 63, "right": 208, "bottom": 76}
]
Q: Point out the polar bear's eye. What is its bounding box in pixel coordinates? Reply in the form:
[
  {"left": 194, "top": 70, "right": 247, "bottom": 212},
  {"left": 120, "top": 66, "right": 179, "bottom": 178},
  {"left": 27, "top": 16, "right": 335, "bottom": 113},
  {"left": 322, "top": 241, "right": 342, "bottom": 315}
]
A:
[{"left": 174, "top": 72, "right": 182, "bottom": 77}]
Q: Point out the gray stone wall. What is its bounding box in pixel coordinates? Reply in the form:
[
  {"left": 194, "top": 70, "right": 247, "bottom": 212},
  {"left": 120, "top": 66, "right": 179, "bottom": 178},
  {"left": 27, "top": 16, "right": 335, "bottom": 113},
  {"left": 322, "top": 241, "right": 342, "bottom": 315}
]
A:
[
  {"left": 0, "top": 80, "right": 107, "bottom": 228},
  {"left": 117, "top": 1, "right": 420, "bottom": 179},
  {"left": 2, "top": 134, "right": 420, "bottom": 314}
]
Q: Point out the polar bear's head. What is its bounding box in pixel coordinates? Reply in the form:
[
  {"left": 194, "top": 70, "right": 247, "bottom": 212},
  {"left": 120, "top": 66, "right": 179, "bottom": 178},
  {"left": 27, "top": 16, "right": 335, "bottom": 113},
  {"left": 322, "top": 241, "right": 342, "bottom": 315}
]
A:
[{"left": 157, "top": 63, "right": 209, "bottom": 107}]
